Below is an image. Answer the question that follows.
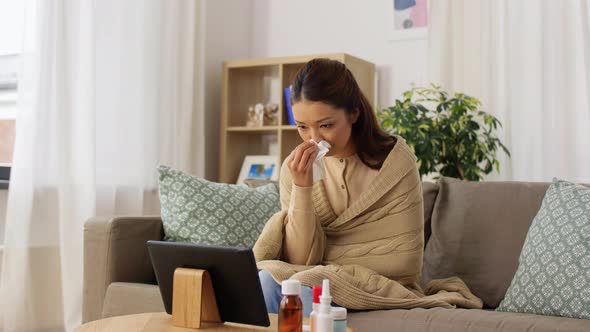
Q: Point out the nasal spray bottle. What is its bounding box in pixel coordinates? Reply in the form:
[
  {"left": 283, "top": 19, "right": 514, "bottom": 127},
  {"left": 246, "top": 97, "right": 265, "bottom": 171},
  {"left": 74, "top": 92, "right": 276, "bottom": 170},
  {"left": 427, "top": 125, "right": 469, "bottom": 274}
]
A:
[
  {"left": 309, "top": 285, "right": 322, "bottom": 332},
  {"left": 315, "top": 279, "right": 333, "bottom": 332}
]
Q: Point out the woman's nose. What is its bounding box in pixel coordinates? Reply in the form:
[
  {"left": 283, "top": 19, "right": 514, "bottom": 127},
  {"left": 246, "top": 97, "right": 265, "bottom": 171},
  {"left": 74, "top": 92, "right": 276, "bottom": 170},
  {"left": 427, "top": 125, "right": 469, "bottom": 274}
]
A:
[{"left": 310, "top": 130, "right": 322, "bottom": 143}]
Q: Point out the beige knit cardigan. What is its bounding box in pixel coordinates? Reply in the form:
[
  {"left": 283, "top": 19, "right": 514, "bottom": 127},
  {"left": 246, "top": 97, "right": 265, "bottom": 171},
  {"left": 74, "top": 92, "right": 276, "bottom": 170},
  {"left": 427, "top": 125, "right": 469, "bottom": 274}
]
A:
[{"left": 253, "top": 137, "right": 483, "bottom": 310}]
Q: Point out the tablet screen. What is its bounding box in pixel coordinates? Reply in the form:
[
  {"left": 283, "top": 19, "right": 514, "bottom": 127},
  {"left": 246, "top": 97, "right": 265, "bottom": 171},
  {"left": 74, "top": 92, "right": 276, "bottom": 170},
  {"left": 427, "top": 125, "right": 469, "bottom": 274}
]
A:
[{"left": 147, "top": 240, "right": 270, "bottom": 327}]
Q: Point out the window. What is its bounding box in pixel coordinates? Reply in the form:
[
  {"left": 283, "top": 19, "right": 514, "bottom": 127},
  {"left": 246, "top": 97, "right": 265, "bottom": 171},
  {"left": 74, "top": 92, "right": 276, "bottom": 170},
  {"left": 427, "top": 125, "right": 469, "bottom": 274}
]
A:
[
  {"left": 0, "top": 1, "right": 25, "bottom": 187},
  {"left": 0, "top": 59, "right": 17, "bottom": 167}
]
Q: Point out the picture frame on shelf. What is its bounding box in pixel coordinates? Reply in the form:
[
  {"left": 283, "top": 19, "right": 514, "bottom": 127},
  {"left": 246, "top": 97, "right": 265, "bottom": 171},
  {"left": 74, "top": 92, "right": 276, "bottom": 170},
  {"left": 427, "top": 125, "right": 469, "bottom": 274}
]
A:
[
  {"left": 236, "top": 155, "right": 279, "bottom": 186},
  {"left": 385, "top": 0, "right": 428, "bottom": 41}
]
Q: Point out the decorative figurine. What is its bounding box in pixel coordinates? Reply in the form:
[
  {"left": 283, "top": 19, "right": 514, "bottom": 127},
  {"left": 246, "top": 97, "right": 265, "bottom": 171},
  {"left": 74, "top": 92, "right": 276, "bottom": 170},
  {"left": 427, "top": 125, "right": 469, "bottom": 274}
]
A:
[
  {"left": 246, "top": 105, "right": 257, "bottom": 127},
  {"left": 247, "top": 102, "right": 278, "bottom": 127},
  {"left": 254, "top": 103, "right": 264, "bottom": 126},
  {"left": 263, "top": 103, "right": 279, "bottom": 126}
]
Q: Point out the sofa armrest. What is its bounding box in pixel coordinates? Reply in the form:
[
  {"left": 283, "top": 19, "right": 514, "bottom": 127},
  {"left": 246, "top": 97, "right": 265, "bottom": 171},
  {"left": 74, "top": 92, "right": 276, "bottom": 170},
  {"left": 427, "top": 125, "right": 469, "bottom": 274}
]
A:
[{"left": 82, "top": 216, "right": 163, "bottom": 323}]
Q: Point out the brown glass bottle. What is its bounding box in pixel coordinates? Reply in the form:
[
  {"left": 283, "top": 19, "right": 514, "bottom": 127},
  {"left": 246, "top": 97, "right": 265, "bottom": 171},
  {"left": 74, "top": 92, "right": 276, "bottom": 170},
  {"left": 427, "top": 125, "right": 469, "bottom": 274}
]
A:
[{"left": 278, "top": 280, "right": 303, "bottom": 332}]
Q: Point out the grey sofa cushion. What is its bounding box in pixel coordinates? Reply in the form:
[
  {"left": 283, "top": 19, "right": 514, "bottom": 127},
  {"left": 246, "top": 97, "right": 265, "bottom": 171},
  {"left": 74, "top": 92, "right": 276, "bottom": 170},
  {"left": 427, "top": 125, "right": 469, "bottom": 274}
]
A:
[
  {"left": 423, "top": 177, "right": 550, "bottom": 308},
  {"left": 347, "top": 307, "right": 590, "bottom": 332},
  {"left": 102, "top": 282, "right": 164, "bottom": 318},
  {"left": 421, "top": 182, "right": 439, "bottom": 245},
  {"left": 83, "top": 216, "right": 163, "bottom": 323}
]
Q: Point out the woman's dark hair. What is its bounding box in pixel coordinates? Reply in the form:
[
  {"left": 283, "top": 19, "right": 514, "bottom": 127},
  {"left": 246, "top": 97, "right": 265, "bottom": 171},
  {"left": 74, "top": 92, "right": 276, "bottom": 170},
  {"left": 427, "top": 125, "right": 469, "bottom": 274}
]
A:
[{"left": 291, "top": 58, "right": 396, "bottom": 170}]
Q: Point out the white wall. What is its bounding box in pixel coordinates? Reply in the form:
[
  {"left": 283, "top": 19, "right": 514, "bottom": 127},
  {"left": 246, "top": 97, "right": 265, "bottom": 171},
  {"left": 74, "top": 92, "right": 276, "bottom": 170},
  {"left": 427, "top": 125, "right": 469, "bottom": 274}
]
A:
[
  {"left": 249, "top": 0, "right": 428, "bottom": 107},
  {"left": 203, "top": 0, "right": 253, "bottom": 181}
]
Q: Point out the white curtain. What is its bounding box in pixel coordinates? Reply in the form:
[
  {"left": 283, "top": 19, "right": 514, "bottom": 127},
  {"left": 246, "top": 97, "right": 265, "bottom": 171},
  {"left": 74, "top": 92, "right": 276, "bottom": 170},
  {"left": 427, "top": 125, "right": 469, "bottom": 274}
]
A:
[
  {"left": 0, "top": 0, "right": 205, "bottom": 331},
  {"left": 428, "top": 0, "right": 590, "bottom": 182}
]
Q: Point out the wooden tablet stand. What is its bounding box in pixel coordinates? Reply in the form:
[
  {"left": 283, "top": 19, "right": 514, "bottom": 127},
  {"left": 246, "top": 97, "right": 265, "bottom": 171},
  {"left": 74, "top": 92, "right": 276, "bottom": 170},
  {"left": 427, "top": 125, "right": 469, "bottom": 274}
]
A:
[{"left": 172, "top": 268, "right": 222, "bottom": 329}]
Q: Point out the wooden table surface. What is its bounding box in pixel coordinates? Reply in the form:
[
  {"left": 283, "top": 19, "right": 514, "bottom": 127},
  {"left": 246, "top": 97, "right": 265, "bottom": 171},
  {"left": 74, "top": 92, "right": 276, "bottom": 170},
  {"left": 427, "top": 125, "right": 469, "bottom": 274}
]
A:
[{"left": 76, "top": 312, "right": 354, "bottom": 332}]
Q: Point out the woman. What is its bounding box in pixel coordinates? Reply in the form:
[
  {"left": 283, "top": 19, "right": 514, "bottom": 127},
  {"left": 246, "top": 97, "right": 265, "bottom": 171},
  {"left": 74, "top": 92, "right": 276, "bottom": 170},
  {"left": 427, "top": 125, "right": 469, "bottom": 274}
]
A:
[{"left": 254, "top": 59, "right": 482, "bottom": 316}]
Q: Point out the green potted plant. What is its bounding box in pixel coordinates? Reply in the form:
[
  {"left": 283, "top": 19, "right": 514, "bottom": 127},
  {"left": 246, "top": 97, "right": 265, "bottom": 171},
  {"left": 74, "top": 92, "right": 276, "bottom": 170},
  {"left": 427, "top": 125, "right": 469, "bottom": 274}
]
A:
[{"left": 377, "top": 84, "right": 510, "bottom": 181}]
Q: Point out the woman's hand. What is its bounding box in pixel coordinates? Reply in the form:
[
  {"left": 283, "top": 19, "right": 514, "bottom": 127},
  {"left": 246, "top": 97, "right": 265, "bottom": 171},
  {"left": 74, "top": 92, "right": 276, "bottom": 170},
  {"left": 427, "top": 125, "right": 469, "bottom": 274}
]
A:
[{"left": 286, "top": 141, "right": 319, "bottom": 187}]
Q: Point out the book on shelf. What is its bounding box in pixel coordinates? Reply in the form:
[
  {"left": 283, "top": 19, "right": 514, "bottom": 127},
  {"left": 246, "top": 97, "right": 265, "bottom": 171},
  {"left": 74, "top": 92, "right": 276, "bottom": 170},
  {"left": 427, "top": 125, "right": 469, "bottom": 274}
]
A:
[{"left": 284, "top": 86, "right": 296, "bottom": 125}]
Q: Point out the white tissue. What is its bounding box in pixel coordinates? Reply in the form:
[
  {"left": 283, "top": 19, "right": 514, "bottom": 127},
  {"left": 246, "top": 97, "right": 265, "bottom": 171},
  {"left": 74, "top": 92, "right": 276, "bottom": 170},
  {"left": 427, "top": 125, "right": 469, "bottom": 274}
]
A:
[{"left": 311, "top": 139, "right": 331, "bottom": 182}]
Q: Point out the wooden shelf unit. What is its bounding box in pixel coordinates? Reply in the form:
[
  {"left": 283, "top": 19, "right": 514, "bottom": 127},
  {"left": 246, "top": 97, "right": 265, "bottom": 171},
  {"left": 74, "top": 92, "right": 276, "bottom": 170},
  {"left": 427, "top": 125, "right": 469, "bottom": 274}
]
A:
[{"left": 219, "top": 53, "right": 375, "bottom": 183}]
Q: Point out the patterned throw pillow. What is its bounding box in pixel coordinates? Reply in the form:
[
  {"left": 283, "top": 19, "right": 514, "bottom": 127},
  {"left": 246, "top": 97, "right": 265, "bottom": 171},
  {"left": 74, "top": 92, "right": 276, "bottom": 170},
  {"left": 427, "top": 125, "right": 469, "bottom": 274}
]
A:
[
  {"left": 497, "top": 179, "right": 590, "bottom": 319},
  {"left": 157, "top": 165, "right": 281, "bottom": 247}
]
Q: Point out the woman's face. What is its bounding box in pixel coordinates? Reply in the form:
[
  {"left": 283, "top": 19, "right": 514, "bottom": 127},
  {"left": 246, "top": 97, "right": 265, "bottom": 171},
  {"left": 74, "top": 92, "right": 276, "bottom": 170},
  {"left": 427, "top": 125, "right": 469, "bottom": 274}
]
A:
[{"left": 292, "top": 100, "right": 359, "bottom": 157}]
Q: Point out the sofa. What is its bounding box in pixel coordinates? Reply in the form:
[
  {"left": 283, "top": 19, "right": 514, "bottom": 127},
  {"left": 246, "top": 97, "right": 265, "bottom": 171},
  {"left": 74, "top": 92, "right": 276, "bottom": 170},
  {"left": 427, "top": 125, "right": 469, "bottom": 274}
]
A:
[{"left": 82, "top": 177, "right": 590, "bottom": 331}]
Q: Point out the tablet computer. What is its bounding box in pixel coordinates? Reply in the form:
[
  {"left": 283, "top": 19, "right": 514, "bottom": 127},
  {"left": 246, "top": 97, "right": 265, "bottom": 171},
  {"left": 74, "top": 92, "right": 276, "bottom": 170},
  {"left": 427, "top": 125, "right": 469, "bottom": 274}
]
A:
[{"left": 147, "top": 240, "right": 270, "bottom": 327}]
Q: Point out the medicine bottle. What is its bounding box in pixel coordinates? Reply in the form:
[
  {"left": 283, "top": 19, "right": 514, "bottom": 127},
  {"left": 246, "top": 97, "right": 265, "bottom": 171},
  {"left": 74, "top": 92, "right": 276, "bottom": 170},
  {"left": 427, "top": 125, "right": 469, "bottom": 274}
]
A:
[
  {"left": 278, "top": 279, "right": 303, "bottom": 332},
  {"left": 330, "top": 307, "right": 347, "bottom": 332}
]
